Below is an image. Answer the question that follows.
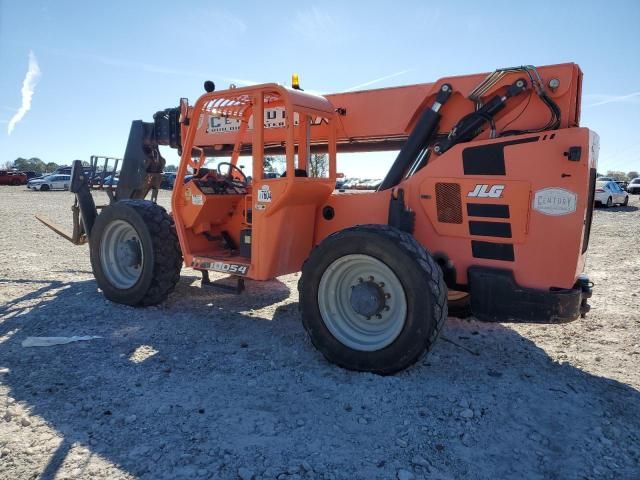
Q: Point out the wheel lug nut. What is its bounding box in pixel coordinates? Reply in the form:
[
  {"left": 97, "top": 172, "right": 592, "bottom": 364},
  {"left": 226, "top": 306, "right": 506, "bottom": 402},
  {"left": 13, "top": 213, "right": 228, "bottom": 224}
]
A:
[
  {"left": 379, "top": 282, "right": 385, "bottom": 288},
  {"left": 385, "top": 293, "right": 391, "bottom": 299},
  {"left": 376, "top": 314, "right": 382, "bottom": 319},
  {"left": 368, "top": 276, "right": 374, "bottom": 281},
  {"left": 384, "top": 306, "right": 390, "bottom": 311},
  {"left": 358, "top": 277, "right": 363, "bottom": 283}
]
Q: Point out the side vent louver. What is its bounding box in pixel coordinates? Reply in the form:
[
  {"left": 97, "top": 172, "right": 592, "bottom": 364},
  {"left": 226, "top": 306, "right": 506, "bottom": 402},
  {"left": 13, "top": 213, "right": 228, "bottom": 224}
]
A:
[{"left": 435, "top": 182, "right": 462, "bottom": 224}]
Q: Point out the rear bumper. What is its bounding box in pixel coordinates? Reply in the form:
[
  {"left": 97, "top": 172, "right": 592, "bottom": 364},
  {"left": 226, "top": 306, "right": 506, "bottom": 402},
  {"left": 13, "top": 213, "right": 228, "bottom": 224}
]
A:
[{"left": 468, "top": 267, "right": 592, "bottom": 323}]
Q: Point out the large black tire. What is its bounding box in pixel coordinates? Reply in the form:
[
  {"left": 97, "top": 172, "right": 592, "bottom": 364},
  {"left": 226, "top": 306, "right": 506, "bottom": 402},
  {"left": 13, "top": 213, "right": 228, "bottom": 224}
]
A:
[
  {"left": 89, "top": 200, "right": 182, "bottom": 306},
  {"left": 623, "top": 196, "right": 629, "bottom": 206},
  {"left": 605, "top": 196, "right": 612, "bottom": 208},
  {"left": 40, "top": 184, "right": 50, "bottom": 191},
  {"left": 299, "top": 225, "right": 447, "bottom": 375}
]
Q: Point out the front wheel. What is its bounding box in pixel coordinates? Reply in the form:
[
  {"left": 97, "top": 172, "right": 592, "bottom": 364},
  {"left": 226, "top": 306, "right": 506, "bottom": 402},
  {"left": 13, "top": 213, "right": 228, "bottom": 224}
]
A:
[
  {"left": 299, "top": 225, "right": 447, "bottom": 375},
  {"left": 623, "top": 196, "right": 629, "bottom": 206},
  {"left": 40, "top": 184, "right": 50, "bottom": 191},
  {"left": 90, "top": 200, "right": 182, "bottom": 306}
]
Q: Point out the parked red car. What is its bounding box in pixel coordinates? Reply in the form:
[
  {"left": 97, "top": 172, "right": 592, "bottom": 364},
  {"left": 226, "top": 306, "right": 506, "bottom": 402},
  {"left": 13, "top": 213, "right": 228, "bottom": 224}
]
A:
[{"left": 0, "top": 170, "right": 28, "bottom": 185}]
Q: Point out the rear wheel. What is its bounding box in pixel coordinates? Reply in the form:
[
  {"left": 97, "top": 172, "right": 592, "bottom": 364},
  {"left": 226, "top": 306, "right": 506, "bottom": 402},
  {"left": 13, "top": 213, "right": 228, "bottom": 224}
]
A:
[
  {"left": 299, "top": 225, "right": 447, "bottom": 375},
  {"left": 606, "top": 196, "right": 612, "bottom": 208},
  {"left": 623, "top": 196, "right": 629, "bottom": 206},
  {"left": 90, "top": 200, "right": 182, "bottom": 306}
]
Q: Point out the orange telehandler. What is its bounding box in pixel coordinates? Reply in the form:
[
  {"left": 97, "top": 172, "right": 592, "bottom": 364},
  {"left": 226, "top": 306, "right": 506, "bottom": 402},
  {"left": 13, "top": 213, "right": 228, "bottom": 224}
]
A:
[{"left": 42, "top": 63, "right": 596, "bottom": 374}]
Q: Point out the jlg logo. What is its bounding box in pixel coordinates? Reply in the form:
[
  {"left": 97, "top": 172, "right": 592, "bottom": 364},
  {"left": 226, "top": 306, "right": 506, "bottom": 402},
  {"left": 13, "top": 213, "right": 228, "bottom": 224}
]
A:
[{"left": 467, "top": 184, "right": 505, "bottom": 198}]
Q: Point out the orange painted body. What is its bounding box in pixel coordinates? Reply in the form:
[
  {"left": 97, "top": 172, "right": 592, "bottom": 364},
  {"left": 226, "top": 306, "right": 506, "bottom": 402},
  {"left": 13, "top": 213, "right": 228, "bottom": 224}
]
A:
[{"left": 172, "top": 63, "right": 597, "bottom": 291}]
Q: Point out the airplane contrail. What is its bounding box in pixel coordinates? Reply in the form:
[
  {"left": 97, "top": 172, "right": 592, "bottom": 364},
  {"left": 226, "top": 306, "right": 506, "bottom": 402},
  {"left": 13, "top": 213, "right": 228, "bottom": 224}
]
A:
[
  {"left": 344, "top": 69, "right": 412, "bottom": 92},
  {"left": 8, "top": 51, "right": 41, "bottom": 135},
  {"left": 585, "top": 91, "right": 640, "bottom": 108}
]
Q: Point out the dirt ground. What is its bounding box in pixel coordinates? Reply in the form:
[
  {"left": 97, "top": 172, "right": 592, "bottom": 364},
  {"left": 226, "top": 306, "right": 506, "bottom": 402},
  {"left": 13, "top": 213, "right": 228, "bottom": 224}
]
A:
[{"left": 0, "top": 186, "right": 639, "bottom": 480}]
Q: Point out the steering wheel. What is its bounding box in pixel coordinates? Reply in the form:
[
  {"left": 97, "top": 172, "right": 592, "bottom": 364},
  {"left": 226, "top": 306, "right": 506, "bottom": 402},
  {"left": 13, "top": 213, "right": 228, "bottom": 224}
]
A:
[{"left": 217, "top": 162, "right": 248, "bottom": 188}]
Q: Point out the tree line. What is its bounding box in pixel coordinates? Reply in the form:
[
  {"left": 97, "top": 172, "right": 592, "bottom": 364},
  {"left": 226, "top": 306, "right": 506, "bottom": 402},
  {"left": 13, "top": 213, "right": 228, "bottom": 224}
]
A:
[
  {"left": 601, "top": 170, "right": 639, "bottom": 181},
  {"left": 3, "top": 157, "right": 98, "bottom": 174},
  {"left": 3, "top": 157, "right": 68, "bottom": 174},
  {"left": 4, "top": 156, "right": 635, "bottom": 181}
]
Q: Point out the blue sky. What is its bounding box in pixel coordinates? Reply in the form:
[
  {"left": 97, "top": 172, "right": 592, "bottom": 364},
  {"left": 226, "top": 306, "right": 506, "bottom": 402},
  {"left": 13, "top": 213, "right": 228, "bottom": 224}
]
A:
[{"left": 1, "top": 0, "right": 639, "bottom": 177}]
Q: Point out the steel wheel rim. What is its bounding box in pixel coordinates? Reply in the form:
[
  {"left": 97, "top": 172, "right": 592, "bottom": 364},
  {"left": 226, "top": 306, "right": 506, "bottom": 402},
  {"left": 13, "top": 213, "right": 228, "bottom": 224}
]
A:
[
  {"left": 100, "top": 220, "right": 144, "bottom": 289},
  {"left": 318, "top": 254, "right": 407, "bottom": 352},
  {"left": 448, "top": 290, "right": 468, "bottom": 302}
]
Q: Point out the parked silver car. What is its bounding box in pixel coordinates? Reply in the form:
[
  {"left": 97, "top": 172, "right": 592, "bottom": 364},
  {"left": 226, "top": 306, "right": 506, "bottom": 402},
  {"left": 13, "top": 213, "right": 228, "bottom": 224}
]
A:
[{"left": 27, "top": 174, "right": 71, "bottom": 191}]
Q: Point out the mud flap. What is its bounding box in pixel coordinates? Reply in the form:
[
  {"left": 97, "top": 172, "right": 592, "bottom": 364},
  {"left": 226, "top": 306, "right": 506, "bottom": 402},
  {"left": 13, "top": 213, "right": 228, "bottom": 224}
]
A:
[{"left": 468, "top": 267, "right": 589, "bottom": 323}]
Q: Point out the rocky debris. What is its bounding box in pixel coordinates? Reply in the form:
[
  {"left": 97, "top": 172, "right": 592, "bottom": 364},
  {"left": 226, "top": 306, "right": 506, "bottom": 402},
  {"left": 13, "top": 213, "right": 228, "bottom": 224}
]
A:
[
  {"left": 0, "top": 188, "right": 639, "bottom": 480},
  {"left": 238, "top": 467, "right": 255, "bottom": 480},
  {"left": 459, "top": 408, "right": 474, "bottom": 419},
  {"left": 397, "top": 468, "right": 415, "bottom": 480}
]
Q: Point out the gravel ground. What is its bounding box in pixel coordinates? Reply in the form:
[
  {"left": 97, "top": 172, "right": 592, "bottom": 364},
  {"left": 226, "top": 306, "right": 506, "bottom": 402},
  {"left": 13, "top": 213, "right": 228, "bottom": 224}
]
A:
[{"left": 1, "top": 186, "right": 639, "bottom": 480}]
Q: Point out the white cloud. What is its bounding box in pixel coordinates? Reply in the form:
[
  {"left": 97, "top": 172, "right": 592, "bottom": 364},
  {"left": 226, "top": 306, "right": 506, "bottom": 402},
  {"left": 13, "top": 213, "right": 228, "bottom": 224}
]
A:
[
  {"left": 7, "top": 51, "right": 41, "bottom": 135},
  {"left": 47, "top": 48, "right": 261, "bottom": 87},
  {"left": 584, "top": 92, "right": 640, "bottom": 108},
  {"left": 344, "top": 69, "right": 413, "bottom": 92},
  {"left": 294, "top": 7, "right": 340, "bottom": 42}
]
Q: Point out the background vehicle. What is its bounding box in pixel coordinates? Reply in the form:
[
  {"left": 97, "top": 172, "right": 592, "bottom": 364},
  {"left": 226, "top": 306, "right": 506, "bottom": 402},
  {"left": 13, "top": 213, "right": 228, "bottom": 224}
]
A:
[
  {"left": 0, "top": 170, "right": 27, "bottom": 185},
  {"left": 40, "top": 63, "right": 595, "bottom": 374},
  {"left": 627, "top": 178, "right": 640, "bottom": 194},
  {"left": 28, "top": 174, "right": 71, "bottom": 191},
  {"left": 596, "top": 176, "right": 615, "bottom": 182},
  {"left": 102, "top": 175, "right": 119, "bottom": 186},
  {"left": 160, "top": 172, "right": 177, "bottom": 189},
  {"left": 595, "top": 180, "right": 628, "bottom": 207},
  {"left": 54, "top": 165, "right": 95, "bottom": 176}
]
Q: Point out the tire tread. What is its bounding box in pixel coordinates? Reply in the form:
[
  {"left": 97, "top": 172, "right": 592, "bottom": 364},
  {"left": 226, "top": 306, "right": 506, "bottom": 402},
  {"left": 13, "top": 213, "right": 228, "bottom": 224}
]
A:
[{"left": 299, "top": 224, "right": 448, "bottom": 374}]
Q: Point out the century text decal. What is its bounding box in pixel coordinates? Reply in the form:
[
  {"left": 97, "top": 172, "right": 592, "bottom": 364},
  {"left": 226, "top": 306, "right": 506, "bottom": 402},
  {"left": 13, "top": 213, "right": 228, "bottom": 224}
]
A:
[{"left": 533, "top": 188, "right": 577, "bottom": 216}]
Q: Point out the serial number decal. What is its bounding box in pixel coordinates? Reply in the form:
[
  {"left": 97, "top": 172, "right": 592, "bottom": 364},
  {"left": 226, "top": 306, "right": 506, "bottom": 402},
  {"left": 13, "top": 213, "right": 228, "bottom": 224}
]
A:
[{"left": 195, "top": 261, "right": 249, "bottom": 276}]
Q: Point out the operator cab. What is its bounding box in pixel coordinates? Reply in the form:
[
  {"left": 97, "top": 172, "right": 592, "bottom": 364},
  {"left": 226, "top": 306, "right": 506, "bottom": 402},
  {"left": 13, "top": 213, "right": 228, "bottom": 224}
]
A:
[{"left": 172, "top": 84, "right": 338, "bottom": 281}]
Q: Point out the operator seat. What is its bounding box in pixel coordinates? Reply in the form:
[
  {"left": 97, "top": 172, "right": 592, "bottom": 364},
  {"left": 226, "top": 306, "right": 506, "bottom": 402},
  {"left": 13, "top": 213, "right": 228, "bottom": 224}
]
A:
[{"left": 281, "top": 169, "right": 308, "bottom": 178}]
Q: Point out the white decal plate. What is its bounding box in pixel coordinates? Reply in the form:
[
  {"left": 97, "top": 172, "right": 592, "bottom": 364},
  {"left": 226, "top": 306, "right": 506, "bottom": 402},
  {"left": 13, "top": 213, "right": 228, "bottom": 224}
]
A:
[
  {"left": 191, "top": 194, "right": 204, "bottom": 205},
  {"left": 207, "top": 108, "right": 329, "bottom": 134},
  {"left": 533, "top": 188, "right": 577, "bottom": 216},
  {"left": 257, "top": 185, "right": 272, "bottom": 203}
]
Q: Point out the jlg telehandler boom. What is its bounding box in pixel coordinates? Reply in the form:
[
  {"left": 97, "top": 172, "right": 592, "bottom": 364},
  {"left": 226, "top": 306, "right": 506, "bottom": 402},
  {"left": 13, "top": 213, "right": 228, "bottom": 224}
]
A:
[{"left": 49, "top": 63, "right": 596, "bottom": 374}]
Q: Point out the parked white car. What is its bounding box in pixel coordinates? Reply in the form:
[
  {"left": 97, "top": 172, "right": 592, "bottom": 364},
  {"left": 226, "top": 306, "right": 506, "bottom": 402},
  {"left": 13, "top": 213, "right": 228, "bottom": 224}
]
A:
[
  {"left": 27, "top": 174, "right": 71, "bottom": 191},
  {"left": 628, "top": 177, "right": 640, "bottom": 195},
  {"left": 595, "top": 180, "right": 629, "bottom": 207}
]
